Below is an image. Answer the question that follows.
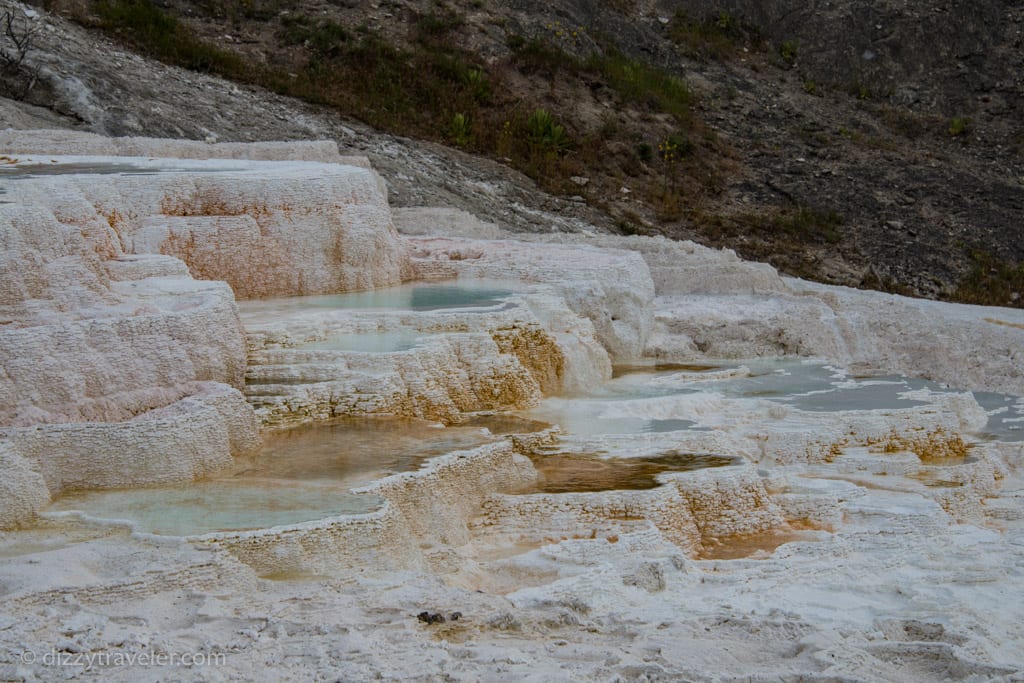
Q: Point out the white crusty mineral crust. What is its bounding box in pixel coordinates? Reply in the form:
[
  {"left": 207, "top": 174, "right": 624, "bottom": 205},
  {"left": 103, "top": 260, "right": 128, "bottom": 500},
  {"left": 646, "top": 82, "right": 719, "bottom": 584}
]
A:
[
  {"left": 526, "top": 232, "right": 790, "bottom": 296},
  {"left": 240, "top": 288, "right": 611, "bottom": 427},
  {"left": 0, "top": 129, "right": 359, "bottom": 164},
  {"left": 647, "top": 281, "right": 1024, "bottom": 395},
  {"left": 0, "top": 138, "right": 412, "bottom": 527},
  {"left": 212, "top": 441, "right": 538, "bottom": 576},
  {"left": 0, "top": 443, "right": 51, "bottom": 529},
  {"left": 1, "top": 382, "right": 257, "bottom": 501},
  {"left": 392, "top": 206, "right": 505, "bottom": 239},
  {"left": 791, "top": 280, "right": 1024, "bottom": 395},
  {"left": 244, "top": 332, "right": 546, "bottom": 427},
  {"left": 407, "top": 218, "right": 1023, "bottom": 395},
  {"left": 519, "top": 290, "right": 611, "bottom": 392},
  {"left": 0, "top": 273, "right": 247, "bottom": 425},
  {"left": 393, "top": 209, "right": 787, "bottom": 296}
]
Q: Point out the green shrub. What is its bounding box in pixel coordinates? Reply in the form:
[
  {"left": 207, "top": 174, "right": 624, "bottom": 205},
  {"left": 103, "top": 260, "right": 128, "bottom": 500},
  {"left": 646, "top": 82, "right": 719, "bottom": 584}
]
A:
[
  {"left": 953, "top": 250, "right": 1024, "bottom": 307},
  {"left": 94, "top": 0, "right": 248, "bottom": 75},
  {"left": 505, "top": 33, "right": 526, "bottom": 50},
  {"left": 448, "top": 112, "right": 472, "bottom": 146},
  {"left": 948, "top": 116, "right": 971, "bottom": 137},
  {"left": 414, "top": 10, "right": 463, "bottom": 45},
  {"left": 525, "top": 108, "right": 572, "bottom": 156},
  {"left": 669, "top": 10, "right": 756, "bottom": 60},
  {"left": 463, "top": 68, "right": 491, "bottom": 103},
  {"left": 587, "top": 50, "right": 693, "bottom": 126},
  {"left": 779, "top": 40, "right": 797, "bottom": 65},
  {"left": 881, "top": 108, "right": 926, "bottom": 139},
  {"left": 508, "top": 38, "right": 694, "bottom": 127},
  {"left": 511, "top": 36, "right": 573, "bottom": 77},
  {"left": 636, "top": 142, "right": 653, "bottom": 162},
  {"left": 774, "top": 205, "right": 842, "bottom": 242},
  {"left": 280, "top": 16, "right": 349, "bottom": 57},
  {"left": 663, "top": 131, "right": 693, "bottom": 158}
]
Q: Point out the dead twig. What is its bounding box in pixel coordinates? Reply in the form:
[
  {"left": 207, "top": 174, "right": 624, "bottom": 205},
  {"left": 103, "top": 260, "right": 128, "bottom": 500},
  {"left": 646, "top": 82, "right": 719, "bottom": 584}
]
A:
[{"left": 1, "top": 8, "right": 42, "bottom": 99}]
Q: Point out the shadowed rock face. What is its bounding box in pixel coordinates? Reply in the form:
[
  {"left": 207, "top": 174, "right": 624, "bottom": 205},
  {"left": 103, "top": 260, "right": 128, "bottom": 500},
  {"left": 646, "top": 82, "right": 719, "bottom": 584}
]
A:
[{"left": 665, "top": 0, "right": 1017, "bottom": 113}]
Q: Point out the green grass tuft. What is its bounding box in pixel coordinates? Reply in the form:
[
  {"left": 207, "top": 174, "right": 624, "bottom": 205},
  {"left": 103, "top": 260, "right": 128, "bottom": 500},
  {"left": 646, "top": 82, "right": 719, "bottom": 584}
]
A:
[{"left": 953, "top": 250, "right": 1024, "bottom": 307}]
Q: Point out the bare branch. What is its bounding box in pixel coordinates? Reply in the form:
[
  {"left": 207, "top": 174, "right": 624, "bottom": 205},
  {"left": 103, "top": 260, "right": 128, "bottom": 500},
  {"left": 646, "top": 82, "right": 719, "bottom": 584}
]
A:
[{"left": 0, "top": 8, "right": 42, "bottom": 100}]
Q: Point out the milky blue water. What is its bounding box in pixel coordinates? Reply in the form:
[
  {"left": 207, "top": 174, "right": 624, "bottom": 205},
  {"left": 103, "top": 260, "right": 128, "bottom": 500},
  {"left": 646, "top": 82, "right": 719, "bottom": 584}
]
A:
[
  {"left": 535, "top": 359, "right": 1021, "bottom": 441},
  {"left": 240, "top": 280, "right": 519, "bottom": 315},
  {"left": 43, "top": 360, "right": 1022, "bottom": 537},
  {"left": 45, "top": 417, "right": 500, "bottom": 535},
  {"left": 971, "top": 391, "right": 1024, "bottom": 441},
  {"left": 48, "top": 481, "right": 383, "bottom": 536}
]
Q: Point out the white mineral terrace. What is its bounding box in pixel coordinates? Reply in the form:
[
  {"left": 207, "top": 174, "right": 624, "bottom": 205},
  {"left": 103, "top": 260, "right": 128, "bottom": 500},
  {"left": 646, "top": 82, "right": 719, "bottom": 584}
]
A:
[{"left": 0, "top": 132, "right": 1022, "bottom": 681}]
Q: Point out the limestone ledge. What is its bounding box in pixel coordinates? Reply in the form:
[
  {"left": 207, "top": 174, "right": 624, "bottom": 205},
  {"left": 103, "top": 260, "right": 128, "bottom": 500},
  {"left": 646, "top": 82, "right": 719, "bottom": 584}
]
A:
[
  {"left": 255, "top": 289, "right": 608, "bottom": 382},
  {"left": 539, "top": 383, "right": 988, "bottom": 468},
  {"left": 209, "top": 441, "right": 538, "bottom": 576},
  {"left": 0, "top": 382, "right": 259, "bottom": 529},
  {"left": 0, "top": 139, "right": 414, "bottom": 530},
  {"left": 246, "top": 333, "right": 544, "bottom": 427},
  {"left": 511, "top": 232, "right": 789, "bottom": 296},
  {"left": 0, "top": 536, "right": 259, "bottom": 609},
  {"left": 393, "top": 206, "right": 504, "bottom": 240},
  {"left": 649, "top": 286, "right": 1024, "bottom": 395},
  {"left": 472, "top": 437, "right": 1006, "bottom": 562},
  {"left": 550, "top": 429, "right": 758, "bottom": 463},
  {"left": 0, "top": 129, "right": 362, "bottom": 164},
  {"left": 1, "top": 272, "right": 247, "bottom": 426},
  {"left": 744, "top": 392, "right": 989, "bottom": 465},
  {"left": 198, "top": 434, "right": 854, "bottom": 576},
  {"left": 768, "top": 477, "right": 859, "bottom": 532},
  {"left": 397, "top": 216, "right": 1022, "bottom": 396},
  {"left": 393, "top": 209, "right": 786, "bottom": 296},
  {"left": 472, "top": 464, "right": 796, "bottom": 557},
  {"left": 0, "top": 442, "right": 50, "bottom": 529},
  {"left": 7, "top": 155, "right": 410, "bottom": 299},
  {"left": 205, "top": 504, "right": 426, "bottom": 577},
  {"left": 242, "top": 292, "right": 610, "bottom": 427},
  {"left": 820, "top": 441, "right": 1007, "bottom": 524},
  {"left": 405, "top": 237, "right": 655, "bottom": 362}
]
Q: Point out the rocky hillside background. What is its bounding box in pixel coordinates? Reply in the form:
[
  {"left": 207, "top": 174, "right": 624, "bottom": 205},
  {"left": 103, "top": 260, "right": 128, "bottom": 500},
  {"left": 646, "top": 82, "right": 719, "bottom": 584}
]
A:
[{"left": 2, "top": 0, "right": 1023, "bottom": 306}]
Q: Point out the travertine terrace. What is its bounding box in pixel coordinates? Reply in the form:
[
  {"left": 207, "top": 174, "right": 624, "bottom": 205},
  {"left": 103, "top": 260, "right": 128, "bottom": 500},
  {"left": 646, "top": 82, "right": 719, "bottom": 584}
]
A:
[{"left": 1, "top": 131, "right": 1022, "bottom": 681}]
